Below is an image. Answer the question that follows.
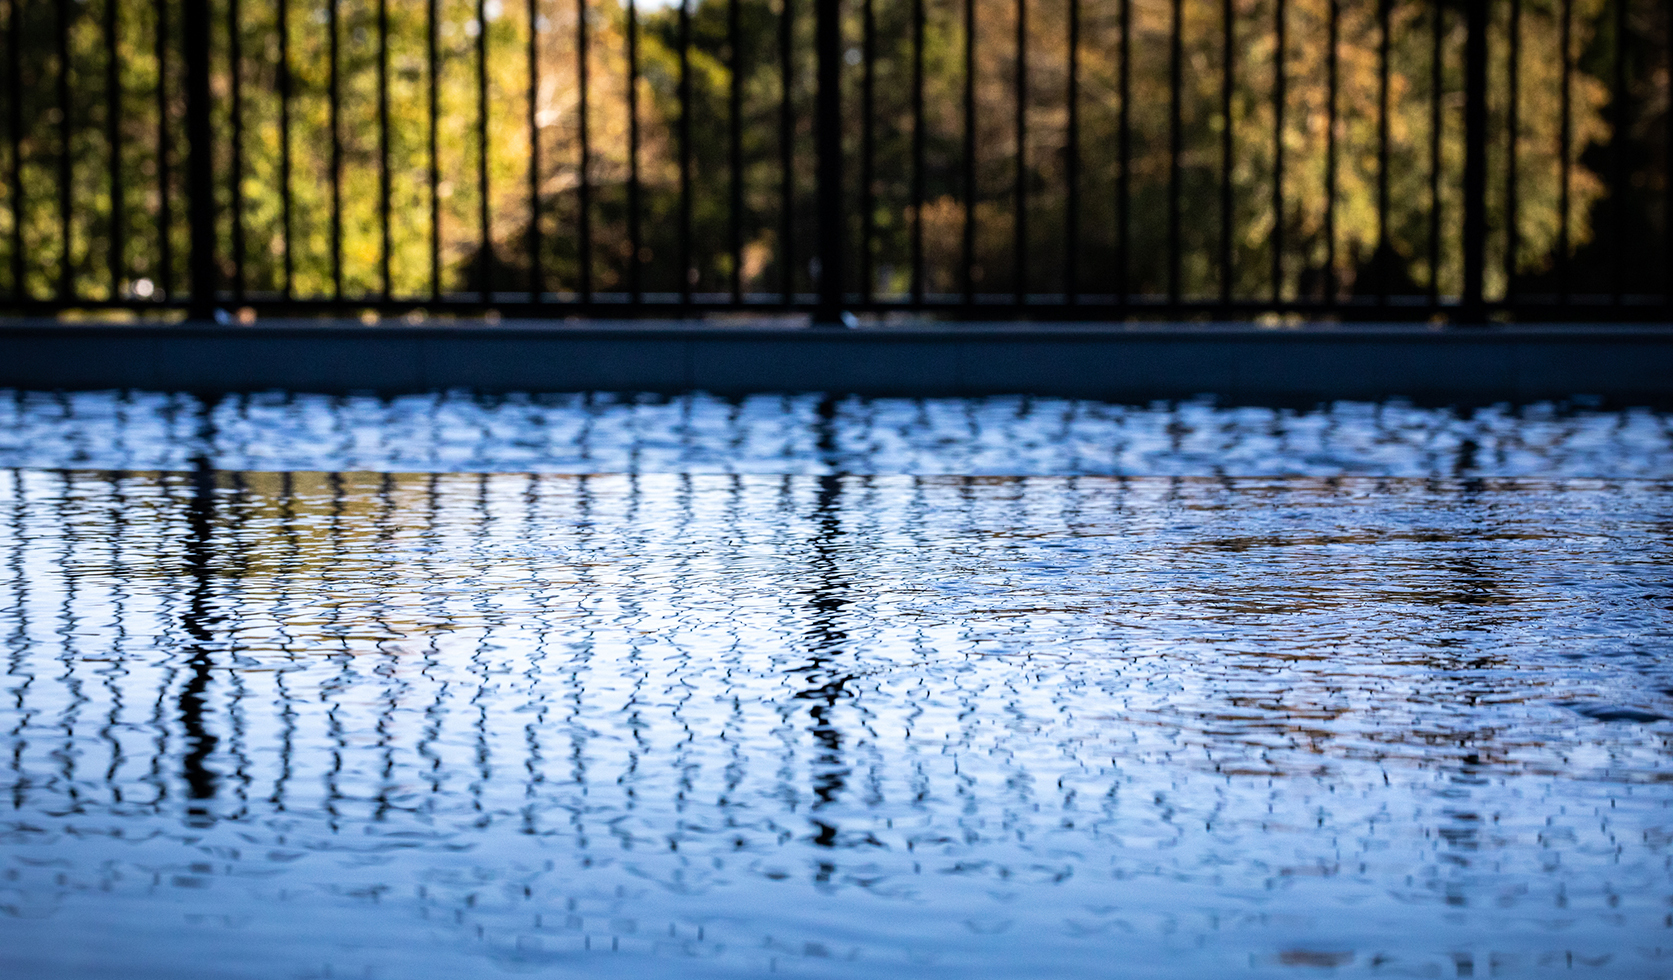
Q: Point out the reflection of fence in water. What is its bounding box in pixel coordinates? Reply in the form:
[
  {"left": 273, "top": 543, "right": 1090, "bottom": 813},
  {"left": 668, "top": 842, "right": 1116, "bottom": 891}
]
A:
[
  {"left": 2, "top": 462, "right": 1669, "bottom": 831},
  {"left": 0, "top": 0, "right": 1668, "bottom": 318},
  {"left": 0, "top": 468, "right": 899, "bottom": 831},
  {"left": 3, "top": 464, "right": 1673, "bottom": 969}
]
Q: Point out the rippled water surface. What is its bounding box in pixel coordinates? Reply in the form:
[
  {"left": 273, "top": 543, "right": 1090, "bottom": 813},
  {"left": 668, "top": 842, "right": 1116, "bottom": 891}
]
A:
[
  {"left": 5, "top": 389, "right": 1673, "bottom": 477},
  {"left": 2, "top": 392, "right": 1673, "bottom": 978}
]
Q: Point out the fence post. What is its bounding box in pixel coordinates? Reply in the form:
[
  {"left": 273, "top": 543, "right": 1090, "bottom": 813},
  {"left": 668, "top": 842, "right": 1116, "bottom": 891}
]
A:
[
  {"left": 814, "top": 0, "right": 846, "bottom": 325},
  {"left": 183, "top": 0, "right": 217, "bottom": 321},
  {"left": 1461, "top": 0, "right": 1488, "bottom": 323}
]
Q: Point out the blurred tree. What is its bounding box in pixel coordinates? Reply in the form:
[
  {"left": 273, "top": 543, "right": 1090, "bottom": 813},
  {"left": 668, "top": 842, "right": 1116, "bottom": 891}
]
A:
[{"left": 0, "top": 0, "right": 1653, "bottom": 307}]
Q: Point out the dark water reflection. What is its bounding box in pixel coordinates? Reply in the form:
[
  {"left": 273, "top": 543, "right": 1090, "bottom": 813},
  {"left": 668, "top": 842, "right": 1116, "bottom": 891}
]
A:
[{"left": 1, "top": 464, "right": 1671, "bottom": 978}]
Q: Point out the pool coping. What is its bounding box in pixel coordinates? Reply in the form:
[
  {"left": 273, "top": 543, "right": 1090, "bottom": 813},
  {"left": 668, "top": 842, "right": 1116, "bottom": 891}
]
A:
[{"left": 4, "top": 317, "right": 1672, "bottom": 403}]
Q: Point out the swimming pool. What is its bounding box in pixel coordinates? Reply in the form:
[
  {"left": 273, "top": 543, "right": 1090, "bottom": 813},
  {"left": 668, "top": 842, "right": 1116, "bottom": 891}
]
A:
[{"left": 2, "top": 392, "right": 1671, "bottom": 978}]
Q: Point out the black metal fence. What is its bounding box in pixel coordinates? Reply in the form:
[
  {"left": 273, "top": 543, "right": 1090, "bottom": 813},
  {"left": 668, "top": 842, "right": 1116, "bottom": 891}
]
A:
[{"left": 0, "top": 0, "right": 1669, "bottom": 322}]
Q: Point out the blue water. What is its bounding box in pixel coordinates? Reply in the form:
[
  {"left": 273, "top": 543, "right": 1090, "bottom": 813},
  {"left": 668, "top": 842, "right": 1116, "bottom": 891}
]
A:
[
  {"left": 3, "top": 390, "right": 1671, "bottom": 477},
  {"left": 1, "top": 392, "right": 1671, "bottom": 978}
]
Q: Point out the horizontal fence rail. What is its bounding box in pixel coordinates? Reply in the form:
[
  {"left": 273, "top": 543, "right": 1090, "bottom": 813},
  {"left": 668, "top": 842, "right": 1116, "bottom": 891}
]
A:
[{"left": 0, "top": 0, "right": 1669, "bottom": 322}]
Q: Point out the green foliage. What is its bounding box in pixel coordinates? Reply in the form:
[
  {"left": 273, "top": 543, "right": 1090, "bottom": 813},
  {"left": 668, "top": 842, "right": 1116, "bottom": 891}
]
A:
[{"left": 0, "top": 0, "right": 1642, "bottom": 305}]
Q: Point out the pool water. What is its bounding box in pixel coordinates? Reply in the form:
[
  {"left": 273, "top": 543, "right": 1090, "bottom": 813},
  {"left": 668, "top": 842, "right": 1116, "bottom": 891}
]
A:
[{"left": 2, "top": 392, "right": 1672, "bottom": 978}]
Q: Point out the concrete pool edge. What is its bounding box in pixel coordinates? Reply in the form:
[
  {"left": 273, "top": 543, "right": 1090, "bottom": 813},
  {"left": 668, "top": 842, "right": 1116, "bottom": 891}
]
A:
[{"left": 4, "top": 318, "right": 1672, "bottom": 403}]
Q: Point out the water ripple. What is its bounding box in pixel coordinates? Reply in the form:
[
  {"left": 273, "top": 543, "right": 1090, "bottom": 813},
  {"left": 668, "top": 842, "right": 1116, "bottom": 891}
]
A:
[
  {"left": 0, "top": 404, "right": 1668, "bottom": 977},
  {"left": 1, "top": 390, "right": 1670, "bottom": 477}
]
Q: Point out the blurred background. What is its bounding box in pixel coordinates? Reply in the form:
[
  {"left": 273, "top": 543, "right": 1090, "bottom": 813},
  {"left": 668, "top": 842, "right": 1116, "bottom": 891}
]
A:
[{"left": 0, "top": 0, "right": 1666, "bottom": 309}]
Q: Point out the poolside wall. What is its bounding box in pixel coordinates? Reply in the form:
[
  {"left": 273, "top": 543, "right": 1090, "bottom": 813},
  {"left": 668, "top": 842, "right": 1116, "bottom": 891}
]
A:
[{"left": 3, "top": 320, "right": 1672, "bottom": 403}]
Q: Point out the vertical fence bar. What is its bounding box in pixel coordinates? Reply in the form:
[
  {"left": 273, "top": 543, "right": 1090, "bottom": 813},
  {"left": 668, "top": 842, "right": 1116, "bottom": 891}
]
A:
[
  {"left": 378, "top": 0, "right": 391, "bottom": 302},
  {"left": 1376, "top": 0, "right": 1389, "bottom": 304},
  {"left": 477, "top": 0, "right": 491, "bottom": 304},
  {"left": 1116, "top": 0, "right": 1129, "bottom": 308},
  {"left": 860, "top": 0, "right": 873, "bottom": 303},
  {"left": 962, "top": 0, "right": 975, "bottom": 306},
  {"left": 1558, "top": 0, "right": 1571, "bottom": 301},
  {"left": 526, "top": 0, "right": 541, "bottom": 302},
  {"left": 329, "top": 0, "right": 342, "bottom": 301},
  {"left": 678, "top": 0, "right": 690, "bottom": 305},
  {"left": 1461, "top": 0, "right": 1488, "bottom": 320},
  {"left": 910, "top": 0, "right": 923, "bottom": 304},
  {"left": 106, "top": 0, "right": 123, "bottom": 300},
  {"left": 157, "top": 0, "right": 173, "bottom": 299},
  {"left": 1505, "top": 0, "right": 1520, "bottom": 304},
  {"left": 184, "top": 0, "right": 214, "bottom": 316},
  {"left": 738, "top": 0, "right": 750, "bottom": 304},
  {"left": 230, "top": 0, "right": 245, "bottom": 302},
  {"left": 1428, "top": 2, "right": 1441, "bottom": 306},
  {"left": 1324, "top": 0, "right": 1337, "bottom": 303},
  {"left": 1013, "top": 0, "right": 1025, "bottom": 305},
  {"left": 1219, "top": 0, "right": 1232, "bottom": 305},
  {"left": 578, "top": 0, "right": 591, "bottom": 302},
  {"left": 1271, "top": 0, "right": 1284, "bottom": 304},
  {"left": 428, "top": 0, "right": 440, "bottom": 300},
  {"left": 628, "top": 0, "right": 640, "bottom": 301},
  {"left": 814, "top": 0, "right": 843, "bottom": 322},
  {"left": 1610, "top": 0, "right": 1625, "bottom": 303},
  {"left": 1167, "top": 0, "right": 1181, "bottom": 305},
  {"left": 779, "top": 0, "right": 793, "bottom": 304},
  {"left": 78, "top": 0, "right": 1646, "bottom": 323},
  {"left": 57, "top": 0, "right": 71, "bottom": 301},
  {"left": 7, "top": 0, "right": 22, "bottom": 300},
  {"left": 1065, "top": 0, "right": 1078, "bottom": 304},
  {"left": 278, "top": 0, "right": 292, "bottom": 299}
]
